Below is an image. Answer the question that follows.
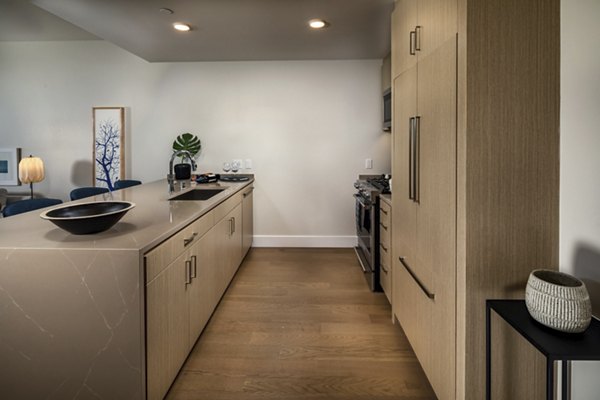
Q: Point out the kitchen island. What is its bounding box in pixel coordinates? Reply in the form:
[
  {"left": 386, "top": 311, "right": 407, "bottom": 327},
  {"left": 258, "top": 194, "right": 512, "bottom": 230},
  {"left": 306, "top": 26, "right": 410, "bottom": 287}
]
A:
[{"left": 0, "top": 178, "right": 254, "bottom": 400}]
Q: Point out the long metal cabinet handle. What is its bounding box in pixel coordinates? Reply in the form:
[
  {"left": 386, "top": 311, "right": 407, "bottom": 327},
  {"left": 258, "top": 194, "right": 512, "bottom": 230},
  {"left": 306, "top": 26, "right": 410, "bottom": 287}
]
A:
[
  {"left": 398, "top": 257, "right": 435, "bottom": 299},
  {"left": 415, "top": 26, "right": 421, "bottom": 51},
  {"left": 229, "top": 218, "right": 234, "bottom": 236},
  {"left": 409, "top": 117, "right": 415, "bottom": 200},
  {"left": 409, "top": 30, "right": 416, "bottom": 55},
  {"left": 184, "top": 232, "right": 198, "bottom": 247},
  {"left": 190, "top": 255, "right": 197, "bottom": 279},
  {"left": 414, "top": 116, "right": 421, "bottom": 203},
  {"left": 232, "top": 217, "right": 236, "bottom": 234},
  {"left": 185, "top": 260, "right": 192, "bottom": 285}
]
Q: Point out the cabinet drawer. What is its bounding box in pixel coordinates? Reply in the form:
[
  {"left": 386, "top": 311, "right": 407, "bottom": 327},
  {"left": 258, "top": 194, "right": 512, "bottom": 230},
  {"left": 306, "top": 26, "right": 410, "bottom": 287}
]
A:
[
  {"left": 379, "top": 249, "right": 392, "bottom": 302},
  {"left": 379, "top": 199, "right": 391, "bottom": 229},
  {"left": 213, "top": 189, "right": 244, "bottom": 222},
  {"left": 145, "top": 210, "right": 214, "bottom": 284},
  {"left": 380, "top": 224, "right": 391, "bottom": 251}
]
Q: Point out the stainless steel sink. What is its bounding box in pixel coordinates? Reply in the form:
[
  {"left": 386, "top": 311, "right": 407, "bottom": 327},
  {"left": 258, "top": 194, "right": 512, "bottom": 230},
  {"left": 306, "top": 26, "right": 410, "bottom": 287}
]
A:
[{"left": 170, "top": 188, "right": 225, "bottom": 201}]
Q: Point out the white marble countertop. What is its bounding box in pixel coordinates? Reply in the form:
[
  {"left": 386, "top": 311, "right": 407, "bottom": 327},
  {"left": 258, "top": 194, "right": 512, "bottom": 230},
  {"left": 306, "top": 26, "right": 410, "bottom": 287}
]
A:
[{"left": 0, "top": 178, "right": 254, "bottom": 253}]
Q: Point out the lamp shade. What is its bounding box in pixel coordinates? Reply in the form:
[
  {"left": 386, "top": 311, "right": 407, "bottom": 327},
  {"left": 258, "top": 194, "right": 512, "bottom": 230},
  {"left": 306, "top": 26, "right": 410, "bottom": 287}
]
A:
[{"left": 19, "top": 156, "right": 45, "bottom": 184}]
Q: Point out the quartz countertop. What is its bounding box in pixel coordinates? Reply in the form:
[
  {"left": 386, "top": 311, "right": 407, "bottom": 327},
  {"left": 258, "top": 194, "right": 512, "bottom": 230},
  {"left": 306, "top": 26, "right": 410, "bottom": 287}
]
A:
[{"left": 0, "top": 178, "right": 254, "bottom": 253}]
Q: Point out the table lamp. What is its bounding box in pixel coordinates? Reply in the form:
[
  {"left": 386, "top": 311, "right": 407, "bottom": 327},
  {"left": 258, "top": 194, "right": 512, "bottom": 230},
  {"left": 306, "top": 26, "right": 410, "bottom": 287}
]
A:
[{"left": 18, "top": 155, "right": 45, "bottom": 199}]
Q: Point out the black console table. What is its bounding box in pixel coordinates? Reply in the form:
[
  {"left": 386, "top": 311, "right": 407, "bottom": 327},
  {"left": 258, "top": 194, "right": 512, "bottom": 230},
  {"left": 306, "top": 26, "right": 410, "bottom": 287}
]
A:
[{"left": 486, "top": 300, "right": 600, "bottom": 400}]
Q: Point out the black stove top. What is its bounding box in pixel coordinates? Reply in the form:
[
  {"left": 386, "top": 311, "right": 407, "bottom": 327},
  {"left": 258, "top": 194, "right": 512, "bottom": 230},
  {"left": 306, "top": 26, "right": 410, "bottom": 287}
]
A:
[{"left": 366, "top": 175, "right": 391, "bottom": 194}]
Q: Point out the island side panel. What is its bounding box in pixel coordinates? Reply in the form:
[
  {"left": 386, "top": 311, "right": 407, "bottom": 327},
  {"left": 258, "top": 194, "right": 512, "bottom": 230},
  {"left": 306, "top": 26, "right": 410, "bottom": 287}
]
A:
[{"left": 0, "top": 248, "right": 143, "bottom": 400}]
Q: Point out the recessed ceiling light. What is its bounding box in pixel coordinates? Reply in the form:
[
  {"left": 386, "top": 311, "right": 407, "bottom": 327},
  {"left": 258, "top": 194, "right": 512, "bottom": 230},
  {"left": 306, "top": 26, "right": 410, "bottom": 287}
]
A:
[
  {"left": 159, "top": 8, "right": 174, "bottom": 15},
  {"left": 308, "top": 19, "right": 328, "bottom": 29},
  {"left": 173, "top": 23, "right": 191, "bottom": 32}
]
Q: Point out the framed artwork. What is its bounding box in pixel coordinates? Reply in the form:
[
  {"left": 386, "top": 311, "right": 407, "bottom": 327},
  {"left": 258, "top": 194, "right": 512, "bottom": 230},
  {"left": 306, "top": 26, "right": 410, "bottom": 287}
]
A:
[
  {"left": 93, "top": 107, "right": 125, "bottom": 190},
  {"left": 0, "top": 148, "right": 21, "bottom": 186}
]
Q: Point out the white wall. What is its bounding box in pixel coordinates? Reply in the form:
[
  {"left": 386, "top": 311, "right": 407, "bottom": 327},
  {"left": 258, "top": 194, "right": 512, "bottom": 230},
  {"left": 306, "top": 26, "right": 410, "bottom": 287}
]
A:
[
  {"left": 0, "top": 41, "right": 390, "bottom": 245},
  {"left": 561, "top": 0, "right": 600, "bottom": 397}
]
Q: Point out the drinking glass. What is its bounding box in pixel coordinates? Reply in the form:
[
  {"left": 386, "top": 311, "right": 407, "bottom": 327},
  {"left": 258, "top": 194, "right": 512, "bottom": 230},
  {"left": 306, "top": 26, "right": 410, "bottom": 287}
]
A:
[
  {"left": 231, "top": 160, "right": 241, "bottom": 173},
  {"left": 222, "top": 162, "right": 231, "bottom": 173}
]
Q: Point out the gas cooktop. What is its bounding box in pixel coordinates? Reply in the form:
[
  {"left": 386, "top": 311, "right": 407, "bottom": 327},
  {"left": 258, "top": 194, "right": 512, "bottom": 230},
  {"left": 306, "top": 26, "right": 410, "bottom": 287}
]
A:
[{"left": 366, "top": 175, "right": 391, "bottom": 194}]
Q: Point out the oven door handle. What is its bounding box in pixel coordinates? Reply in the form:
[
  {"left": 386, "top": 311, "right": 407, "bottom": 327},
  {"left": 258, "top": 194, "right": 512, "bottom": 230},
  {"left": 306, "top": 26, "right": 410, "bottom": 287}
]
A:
[{"left": 353, "top": 194, "right": 371, "bottom": 209}]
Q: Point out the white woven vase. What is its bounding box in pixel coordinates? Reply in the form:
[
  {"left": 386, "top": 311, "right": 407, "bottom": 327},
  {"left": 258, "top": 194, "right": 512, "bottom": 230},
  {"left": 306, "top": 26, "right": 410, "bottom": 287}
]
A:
[{"left": 525, "top": 269, "right": 592, "bottom": 333}]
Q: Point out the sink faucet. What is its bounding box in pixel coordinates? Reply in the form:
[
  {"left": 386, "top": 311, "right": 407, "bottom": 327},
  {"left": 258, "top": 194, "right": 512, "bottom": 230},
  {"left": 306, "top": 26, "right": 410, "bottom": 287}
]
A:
[{"left": 168, "top": 150, "right": 197, "bottom": 193}]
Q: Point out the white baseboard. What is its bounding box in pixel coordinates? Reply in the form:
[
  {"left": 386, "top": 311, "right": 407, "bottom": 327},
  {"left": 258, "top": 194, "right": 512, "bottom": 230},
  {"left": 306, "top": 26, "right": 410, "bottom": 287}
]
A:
[{"left": 252, "top": 235, "right": 357, "bottom": 248}]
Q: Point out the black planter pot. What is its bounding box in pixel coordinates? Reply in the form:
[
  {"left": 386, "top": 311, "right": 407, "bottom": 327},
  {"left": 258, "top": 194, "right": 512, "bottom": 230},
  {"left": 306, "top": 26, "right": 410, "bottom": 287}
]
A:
[{"left": 174, "top": 163, "right": 192, "bottom": 180}]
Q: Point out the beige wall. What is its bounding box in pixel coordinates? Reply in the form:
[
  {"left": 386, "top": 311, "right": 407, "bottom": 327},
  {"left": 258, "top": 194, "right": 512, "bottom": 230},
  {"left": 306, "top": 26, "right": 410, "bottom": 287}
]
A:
[
  {"left": 0, "top": 41, "right": 390, "bottom": 245},
  {"left": 560, "top": 0, "right": 600, "bottom": 397}
]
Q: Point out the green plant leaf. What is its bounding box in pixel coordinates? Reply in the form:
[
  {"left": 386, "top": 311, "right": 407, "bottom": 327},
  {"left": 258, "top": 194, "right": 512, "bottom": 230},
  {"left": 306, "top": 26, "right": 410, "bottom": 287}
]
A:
[{"left": 172, "top": 133, "right": 201, "bottom": 158}]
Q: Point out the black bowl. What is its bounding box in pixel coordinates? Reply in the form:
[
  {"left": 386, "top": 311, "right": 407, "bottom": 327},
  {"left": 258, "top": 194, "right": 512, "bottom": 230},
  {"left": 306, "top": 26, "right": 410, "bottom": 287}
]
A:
[{"left": 40, "top": 201, "right": 135, "bottom": 235}]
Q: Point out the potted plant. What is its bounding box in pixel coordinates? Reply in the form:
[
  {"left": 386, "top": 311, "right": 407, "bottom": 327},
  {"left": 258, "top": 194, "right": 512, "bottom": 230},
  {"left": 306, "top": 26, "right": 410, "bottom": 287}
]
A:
[{"left": 172, "top": 133, "right": 201, "bottom": 180}]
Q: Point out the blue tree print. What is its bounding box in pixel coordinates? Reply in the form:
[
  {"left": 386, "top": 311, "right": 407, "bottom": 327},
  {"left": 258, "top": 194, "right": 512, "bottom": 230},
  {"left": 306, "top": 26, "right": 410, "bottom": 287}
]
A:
[{"left": 95, "top": 119, "right": 120, "bottom": 190}]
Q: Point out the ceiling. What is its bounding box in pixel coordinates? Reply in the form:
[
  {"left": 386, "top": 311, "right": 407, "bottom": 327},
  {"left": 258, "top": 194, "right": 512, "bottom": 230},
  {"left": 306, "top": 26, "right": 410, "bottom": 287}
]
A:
[
  {"left": 0, "top": 0, "right": 97, "bottom": 41},
  {"left": 18, "top": 0, "right": 394, "bottom": 62}
]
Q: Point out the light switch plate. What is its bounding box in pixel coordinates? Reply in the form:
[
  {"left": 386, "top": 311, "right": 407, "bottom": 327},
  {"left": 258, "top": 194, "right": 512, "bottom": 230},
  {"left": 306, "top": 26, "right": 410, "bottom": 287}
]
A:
[
  {"left": 245, "top": 159, "right": 252, "bottom": 169},
  {"left": 365, "top": 158, "right": 373, "bottom": 169}
]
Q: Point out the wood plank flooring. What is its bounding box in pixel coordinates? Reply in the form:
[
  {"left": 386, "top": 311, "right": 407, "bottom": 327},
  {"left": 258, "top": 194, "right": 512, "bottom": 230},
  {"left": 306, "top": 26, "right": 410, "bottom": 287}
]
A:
[{"left": 166, "top": 248, "right": 436, "bottom": 400}]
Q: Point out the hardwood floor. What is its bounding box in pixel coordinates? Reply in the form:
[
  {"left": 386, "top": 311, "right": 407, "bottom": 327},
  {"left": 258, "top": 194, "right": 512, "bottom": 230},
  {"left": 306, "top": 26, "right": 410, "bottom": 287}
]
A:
[{"left": 166, "top": 248, "right": 436, "bottom": 400}]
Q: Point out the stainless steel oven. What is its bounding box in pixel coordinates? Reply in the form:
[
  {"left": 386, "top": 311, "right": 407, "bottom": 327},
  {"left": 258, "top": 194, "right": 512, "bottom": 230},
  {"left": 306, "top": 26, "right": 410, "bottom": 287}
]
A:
[
  {"left": 354, "top": 175, "right": 391, "bottom": 292},
  {"left": 354, "top": 184, "right": 381, "bottom": 291}
]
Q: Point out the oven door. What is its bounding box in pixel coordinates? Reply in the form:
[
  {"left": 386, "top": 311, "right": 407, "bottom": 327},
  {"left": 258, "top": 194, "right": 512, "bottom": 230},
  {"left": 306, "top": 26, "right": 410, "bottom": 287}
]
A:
[{"left": 354, "top": 194, "right": 373, "bottom": 270}]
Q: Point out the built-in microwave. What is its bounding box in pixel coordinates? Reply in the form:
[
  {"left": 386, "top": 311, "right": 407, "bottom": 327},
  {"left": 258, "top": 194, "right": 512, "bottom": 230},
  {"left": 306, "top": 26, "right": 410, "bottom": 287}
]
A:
[{"left": 383, "top": 88, "right": 391, "bottom": 132}]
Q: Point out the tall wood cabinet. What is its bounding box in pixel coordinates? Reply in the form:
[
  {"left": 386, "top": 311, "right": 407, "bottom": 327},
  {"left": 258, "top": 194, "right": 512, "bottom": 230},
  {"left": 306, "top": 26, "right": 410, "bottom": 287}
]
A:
[{"left": 390, "top": 0, "right": 559, "bottom": 399}]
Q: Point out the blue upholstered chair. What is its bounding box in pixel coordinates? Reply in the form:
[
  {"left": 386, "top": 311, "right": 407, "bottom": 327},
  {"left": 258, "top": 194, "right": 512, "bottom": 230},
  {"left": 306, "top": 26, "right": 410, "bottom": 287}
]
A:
[
  {"left": 2, "top": 198, "right": 63, "bottom": 218},
  {"left": 114, "top": 180, "right": 142, "bottom": 190},
  {"left": 69, "top": 187, "right": 110, "bottom": 201}
]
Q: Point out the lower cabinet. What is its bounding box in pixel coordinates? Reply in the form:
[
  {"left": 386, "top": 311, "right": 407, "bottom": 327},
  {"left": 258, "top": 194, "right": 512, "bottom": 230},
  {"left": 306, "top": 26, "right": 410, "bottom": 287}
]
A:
[
  {"left": 379, "top": 197, "right": 392, "bottom": 303},
  {"left": 188, "top": 227, "right": 217, "bottom": 348},
  {"left": 145, "top": 187, "right": 249, "bottom": 400},
  {"left": 146, "top": 248, "right": 192, "bottom": 400},
  {"left": 242, "top": 186, "right": 254, "bottom": 257},
  {"left": 214, "top": 203, "right": 243, "bottom": 296}
]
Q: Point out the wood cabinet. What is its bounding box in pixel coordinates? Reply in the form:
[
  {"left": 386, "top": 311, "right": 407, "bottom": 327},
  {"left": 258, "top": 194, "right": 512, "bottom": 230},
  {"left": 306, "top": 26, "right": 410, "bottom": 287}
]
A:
[
  {"left": 145, "top": 186, "right": 250, "bottom": 400},
  {"left": 242, "top": 186, "right": 254, "bottom": 257},
  {"left": 390, "top": 0, "right": 559, "bottom": 399},
  {"left": 392, "top": 37, "right": 457, "bottom": 399},
  {"left": 391, "top": 0, "right": 456, "bottom": 78},
  {"left": 146, "top": 248, "right": 191, "bottom": 400},
  {"left": 145, "top": 210, "right": 214, "bottom": 400},
  {"left": 188, "top": 227, "right": 218, "bottom": 347},
  {"left": 378, "top": 197, "right": 392, "bottom": 303},
  {"left": 214, "top": 203, "right": 243, "bottom": 293}
]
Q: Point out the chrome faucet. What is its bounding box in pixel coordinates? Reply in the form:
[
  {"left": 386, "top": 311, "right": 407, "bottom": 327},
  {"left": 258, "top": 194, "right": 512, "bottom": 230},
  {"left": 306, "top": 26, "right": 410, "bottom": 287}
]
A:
[{"left": 168, "top": 150, "right": 197, "bottom": 193}]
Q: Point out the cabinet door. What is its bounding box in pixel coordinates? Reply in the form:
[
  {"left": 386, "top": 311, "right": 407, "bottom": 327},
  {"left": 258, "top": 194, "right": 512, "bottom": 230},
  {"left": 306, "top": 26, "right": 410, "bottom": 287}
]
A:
[
  {"left": 391, "top": 0, "right": 418, "bottom": 79},
  {"left": 188, "top": 228, "right": 218, "bottom": 347},
  {"left": 214, "top": 214, "right": 232, "bottom": 299},
  {"left": 213, "top": 203, "right": 242, "bottom": 297},
  {"left": 391, "top": 64, "right": 420, "bottom": 353},
  {"left": 391, "top": 66, "right": 418, "bottom": 274},
  {"left": 417, "top": 0, "right": 457, "bottom": 60},
  {"left": 415, "top": 37, "right": 457, "bottom": 400},
  {"left": 242, "top": 187, "right": 254, "bottom": 257},
  {"left": 146, "top": 250, "right": 190, "bottom": 400},
  {"left": 229, "top": 203, "right": 243, "bottom": 275}
]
